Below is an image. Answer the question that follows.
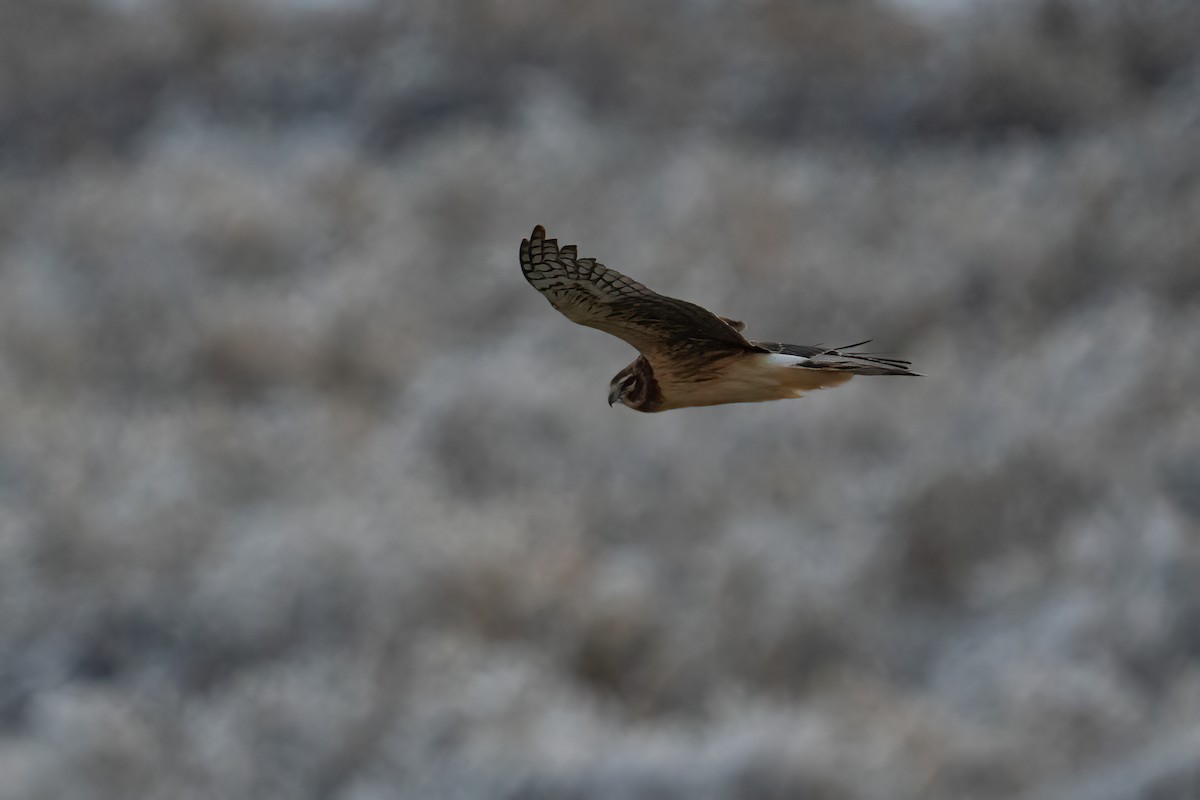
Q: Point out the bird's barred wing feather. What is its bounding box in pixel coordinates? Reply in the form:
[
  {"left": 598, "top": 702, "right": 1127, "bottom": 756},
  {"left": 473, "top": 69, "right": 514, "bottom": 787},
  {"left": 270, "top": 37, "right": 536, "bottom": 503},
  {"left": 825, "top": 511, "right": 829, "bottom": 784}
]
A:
[{"left": 520, "top": 225, "right": 758, "bottom": 363}]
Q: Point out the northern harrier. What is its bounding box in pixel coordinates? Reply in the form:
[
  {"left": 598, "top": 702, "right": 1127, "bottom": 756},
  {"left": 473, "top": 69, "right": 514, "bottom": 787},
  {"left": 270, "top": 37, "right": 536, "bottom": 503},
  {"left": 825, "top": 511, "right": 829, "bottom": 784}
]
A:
[{"left": 520, "top": 225, "right": 918, "bottom": 412}]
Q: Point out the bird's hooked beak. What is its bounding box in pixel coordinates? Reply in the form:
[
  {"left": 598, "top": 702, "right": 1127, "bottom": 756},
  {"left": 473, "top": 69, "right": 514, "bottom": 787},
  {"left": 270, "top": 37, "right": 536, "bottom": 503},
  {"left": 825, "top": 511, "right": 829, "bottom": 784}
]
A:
[{"left": 608, "top": 387, "right": 619, "bottom": 407}]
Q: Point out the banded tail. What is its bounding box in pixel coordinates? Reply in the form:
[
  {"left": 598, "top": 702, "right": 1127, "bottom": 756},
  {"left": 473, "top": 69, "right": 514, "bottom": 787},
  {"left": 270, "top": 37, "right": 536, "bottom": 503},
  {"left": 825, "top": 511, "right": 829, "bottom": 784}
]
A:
[{"left": 756, "top": 339, "right": 921, "bottom": 377}]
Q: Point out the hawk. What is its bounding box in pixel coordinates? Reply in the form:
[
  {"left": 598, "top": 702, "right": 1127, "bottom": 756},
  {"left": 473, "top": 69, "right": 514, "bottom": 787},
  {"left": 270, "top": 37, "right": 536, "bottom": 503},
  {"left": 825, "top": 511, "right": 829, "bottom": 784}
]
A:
[{"left": 520, "top": 225, "right": 918, "bottom": 412}]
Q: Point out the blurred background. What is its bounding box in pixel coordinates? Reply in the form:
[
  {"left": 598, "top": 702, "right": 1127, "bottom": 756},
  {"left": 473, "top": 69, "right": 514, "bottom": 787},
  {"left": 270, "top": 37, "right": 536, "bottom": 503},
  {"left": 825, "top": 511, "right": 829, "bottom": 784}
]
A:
[{"left": 2, "top": 0, "right": 1199, "bottom": 797}]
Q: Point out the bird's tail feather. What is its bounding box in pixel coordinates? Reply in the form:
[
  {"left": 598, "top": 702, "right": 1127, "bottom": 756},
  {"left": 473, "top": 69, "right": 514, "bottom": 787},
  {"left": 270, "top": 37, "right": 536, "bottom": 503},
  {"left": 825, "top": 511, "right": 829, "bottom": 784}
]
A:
[{"left": 807, "top": 341, "right": 920, "bottom": 376}]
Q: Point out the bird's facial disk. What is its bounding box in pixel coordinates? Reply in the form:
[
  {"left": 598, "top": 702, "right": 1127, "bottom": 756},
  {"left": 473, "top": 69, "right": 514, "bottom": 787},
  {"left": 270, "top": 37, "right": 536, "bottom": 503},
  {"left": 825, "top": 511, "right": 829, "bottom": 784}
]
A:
[{"left": 608, "top": 370, "right": 636, "bottom": 407}]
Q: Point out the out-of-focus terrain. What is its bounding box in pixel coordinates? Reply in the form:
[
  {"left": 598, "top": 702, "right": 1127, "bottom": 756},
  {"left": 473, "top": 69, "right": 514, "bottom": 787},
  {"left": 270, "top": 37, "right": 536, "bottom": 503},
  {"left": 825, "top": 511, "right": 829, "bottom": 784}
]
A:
[{"left": 2, "top": 1, "right": 1199, "bottom": 797}]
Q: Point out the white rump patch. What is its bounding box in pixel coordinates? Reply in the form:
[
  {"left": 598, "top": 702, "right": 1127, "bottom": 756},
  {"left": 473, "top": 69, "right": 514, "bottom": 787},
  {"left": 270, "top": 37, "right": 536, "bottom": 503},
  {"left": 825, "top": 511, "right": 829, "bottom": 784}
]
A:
[{"left": 763, "top": 353, "right": 812, "bottom": 368}]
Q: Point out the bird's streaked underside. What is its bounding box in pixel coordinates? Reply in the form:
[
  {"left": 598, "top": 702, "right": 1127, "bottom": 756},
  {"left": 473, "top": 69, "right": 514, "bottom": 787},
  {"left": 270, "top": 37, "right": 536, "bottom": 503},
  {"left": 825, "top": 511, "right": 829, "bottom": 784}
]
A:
[{"left": 520, "top": 225, "right": 918, "bottom": 412}]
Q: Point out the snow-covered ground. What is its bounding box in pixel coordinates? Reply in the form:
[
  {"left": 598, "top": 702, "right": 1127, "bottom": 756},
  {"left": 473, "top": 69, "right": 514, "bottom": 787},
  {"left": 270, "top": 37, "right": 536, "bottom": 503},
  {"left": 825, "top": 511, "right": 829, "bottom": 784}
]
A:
[{"left": 2, "top": 1, "right": 1199, "bottom": 798}]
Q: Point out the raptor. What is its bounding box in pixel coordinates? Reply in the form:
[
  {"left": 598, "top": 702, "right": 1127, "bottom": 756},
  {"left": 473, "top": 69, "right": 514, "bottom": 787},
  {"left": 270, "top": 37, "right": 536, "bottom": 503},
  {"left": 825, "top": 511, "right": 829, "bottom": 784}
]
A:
[{"left": 520, "top": 225, "right": 918, "bottom": 412}]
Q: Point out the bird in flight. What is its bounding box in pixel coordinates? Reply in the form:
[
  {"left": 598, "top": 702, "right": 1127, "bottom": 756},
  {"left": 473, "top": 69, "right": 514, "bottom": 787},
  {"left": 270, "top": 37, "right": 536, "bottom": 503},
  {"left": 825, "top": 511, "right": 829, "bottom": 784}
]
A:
[{"left": 520, "top": 225, "right": 918, "bottom": 412}]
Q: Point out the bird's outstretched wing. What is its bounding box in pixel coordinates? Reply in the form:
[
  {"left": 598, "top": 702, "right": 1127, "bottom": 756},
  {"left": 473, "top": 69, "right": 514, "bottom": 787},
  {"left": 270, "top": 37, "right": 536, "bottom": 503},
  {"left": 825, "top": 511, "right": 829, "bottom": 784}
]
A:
[{"left": 520, "top": 225, "right": 758, "bottom": 363}]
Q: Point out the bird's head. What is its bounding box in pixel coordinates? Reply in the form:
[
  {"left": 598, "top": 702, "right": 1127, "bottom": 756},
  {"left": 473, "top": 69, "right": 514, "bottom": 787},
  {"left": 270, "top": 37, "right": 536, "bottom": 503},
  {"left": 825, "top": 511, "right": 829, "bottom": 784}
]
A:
[
  {"left": 608, "top": 364, "right": 637, "bottom": 408},
  {"left": 608, "top": 358, "right": 660, "bottom": 411}
]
